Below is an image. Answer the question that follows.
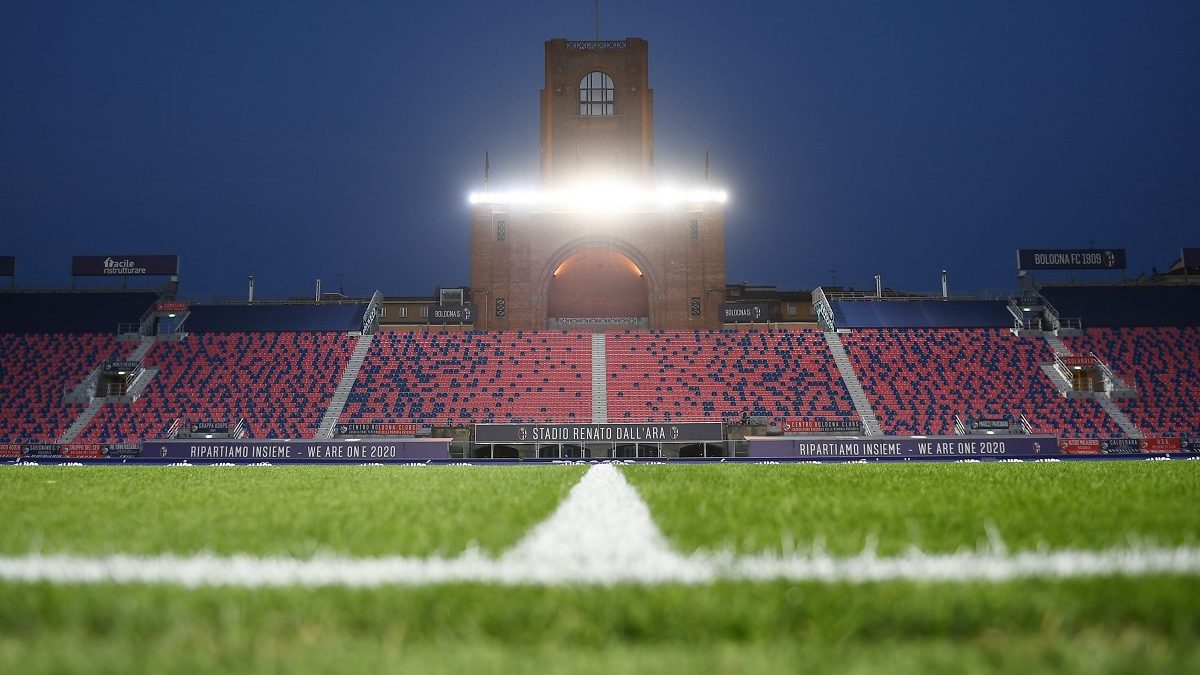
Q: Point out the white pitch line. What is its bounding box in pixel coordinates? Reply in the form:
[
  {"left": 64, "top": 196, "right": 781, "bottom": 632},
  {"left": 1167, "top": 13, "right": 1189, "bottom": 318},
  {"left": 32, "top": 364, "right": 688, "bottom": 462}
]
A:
[
  {"left": 2, "top": 464, "right": 1199, "bottom": 587},
  {"left": 494, "top": 462, "right": 709, "bottom": 583}
]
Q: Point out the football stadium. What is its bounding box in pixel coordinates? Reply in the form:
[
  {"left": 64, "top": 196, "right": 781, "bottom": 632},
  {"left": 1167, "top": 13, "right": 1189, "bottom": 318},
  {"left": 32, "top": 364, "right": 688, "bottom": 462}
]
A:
[{"left": 3, "top": 10, "right": 1200, "bottom": 675}]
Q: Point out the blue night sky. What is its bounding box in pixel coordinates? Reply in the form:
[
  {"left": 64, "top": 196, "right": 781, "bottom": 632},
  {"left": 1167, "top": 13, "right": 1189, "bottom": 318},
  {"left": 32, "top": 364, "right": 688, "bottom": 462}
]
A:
[{"left": 2, "top": 1, "right": 1198, "bottom": 300}]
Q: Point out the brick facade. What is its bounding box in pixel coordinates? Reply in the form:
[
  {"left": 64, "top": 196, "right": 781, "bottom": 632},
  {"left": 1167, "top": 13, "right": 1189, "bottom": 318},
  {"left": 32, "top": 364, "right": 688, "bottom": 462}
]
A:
[{"left": 470, "top": 37, "right": 727, "bottom": 331}]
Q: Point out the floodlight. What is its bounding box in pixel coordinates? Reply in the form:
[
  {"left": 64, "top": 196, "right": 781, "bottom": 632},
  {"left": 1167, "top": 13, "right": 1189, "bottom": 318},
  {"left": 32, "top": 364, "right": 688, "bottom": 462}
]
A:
[{"left": 468, "top": 183, "right": 730, "bottom": 211}]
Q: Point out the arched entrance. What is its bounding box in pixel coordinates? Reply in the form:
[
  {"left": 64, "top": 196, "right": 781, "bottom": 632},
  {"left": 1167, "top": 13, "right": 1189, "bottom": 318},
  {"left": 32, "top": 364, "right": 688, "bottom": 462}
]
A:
[{"left": 547, "top": 247, "right": 650, "bottom": 330}]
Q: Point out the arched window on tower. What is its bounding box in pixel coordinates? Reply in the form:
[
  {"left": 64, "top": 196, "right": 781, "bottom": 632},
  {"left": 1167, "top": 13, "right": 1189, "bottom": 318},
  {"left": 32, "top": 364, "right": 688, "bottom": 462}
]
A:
[{"left": 579, "top": 71, "right": 614, "bottom": 116}]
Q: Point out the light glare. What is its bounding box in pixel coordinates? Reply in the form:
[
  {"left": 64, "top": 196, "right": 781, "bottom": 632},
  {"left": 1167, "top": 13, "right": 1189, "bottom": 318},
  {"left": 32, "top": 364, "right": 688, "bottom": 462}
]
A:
[{"left": 469, "top": 185, "right": 730, "bottom": 210}]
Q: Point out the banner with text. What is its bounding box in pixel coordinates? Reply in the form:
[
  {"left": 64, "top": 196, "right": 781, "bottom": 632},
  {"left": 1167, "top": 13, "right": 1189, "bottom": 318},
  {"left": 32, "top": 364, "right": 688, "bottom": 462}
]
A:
[
  {"left": 155, "top": 301, "right": 189, "bottom": 313},
  {"left": 1017, "top": 249, "right": 1126, "bottom": 271},
  {"left": 721, "top": 302, "right": 770, "bottom": 323},
  {"left": 187, "top": 422, "right": 230, "bottom": 435},
  {"left": 1059, "top": 438, "right": 1101, "bottom": 455},
  {"left": 0, "top": 256, "right": 13, "bottom": 276},
  {"left": 20, "top": 443, "right": 63, "bottom": 458},
  {"left": 1098, "top": 438, "right": 1140, "bottom": 455},
  {"left": 16, "top": 443, "right": 137, "bottom": 458},
  {"left": 142, "top": 439, "right": 450, "bottom": 462},
  {"left": 1139, "top": 437, "right": 1182, "bottom": 453},
  {"left": 966, "top": 417, "right": 1013, "bottom": 430},
  {"left": 335, "top": 423, "right": 419, "bottom": 437},
  {"left": 52, "top": 443, "right": 142, "bottom": 459},
  {"left": 781, "top": 419, "right": 864, "bottom": 434},
  {"left": 428, "top": 304, "right": 476, "bottom": 324},
  {"left": 102, "top": 360, "right": 142, "bottom": 374},
  {"left": 749, "top": 435, "right": 1059, "bottom": 459},
  {"left": 1066, "top": 437, "right": 1190, "bottom": 455},
  {"left": 71, "top": 254, "right": 179, "bottom": 277},
  {"left": 475, "top": 422, "right": 724, "bottom": 444}
]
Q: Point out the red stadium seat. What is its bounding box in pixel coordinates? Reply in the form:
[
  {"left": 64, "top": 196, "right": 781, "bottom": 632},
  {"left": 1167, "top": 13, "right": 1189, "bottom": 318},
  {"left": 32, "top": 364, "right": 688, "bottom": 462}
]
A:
[
  {"left": 1065, "top": 327, "right": 1200, "bottom": 436},
  {"left": 0, "top": 333, "right": 138, "bottom": 442},
  {"left": 76, "top": 332, "right": 356, "bottom": 441},
  {"left": 339, "top": 331, "right": 591, "bottom": 425},
  {"left": 840, "top": 328, "right": 1123, "bottom": 437},
  {"left": 605, "top": 328, "right": 857, "bottom": 423}
]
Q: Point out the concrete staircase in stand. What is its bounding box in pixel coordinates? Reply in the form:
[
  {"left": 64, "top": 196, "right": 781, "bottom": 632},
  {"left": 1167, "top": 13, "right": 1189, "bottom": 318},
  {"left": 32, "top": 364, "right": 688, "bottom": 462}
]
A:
[
  {"left": 58, "top": 336, "right": 161, "bottom": 443},
  {"left": 1040, "top": 333, "right": 1142, "bottom": 438},
  {"left": 317, "top": 333, "right": 376, "bottom": 438},
  {"left": 591, "top": 333, "right": 608, "bottom": 423},
  {"left": 1042, "top": 333, "right": 1071, "bottom": 356},
  {"left": 823, "top": 331, "right": 883, "bottom": 435},
  {"left": 58, "top": 399, "right": 106, "bottom": 444},
  {"left": 1095, "top": 393, "right": 1143, "bottom": 439}
]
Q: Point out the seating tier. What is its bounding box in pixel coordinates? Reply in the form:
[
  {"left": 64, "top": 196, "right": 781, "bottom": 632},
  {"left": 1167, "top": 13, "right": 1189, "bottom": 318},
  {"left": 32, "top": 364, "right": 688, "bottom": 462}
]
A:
[
  {"left": 340, "top": 331, "right": 591, "bottom": 425},
  {"left": 77, "top": 332, "right": 355, "bottom": 441},
  {"left": 840, "top": 328, "right": 1122, "bottom": 437},
  {"left": 605, "top": 329, "right": 857, "bottom": 423},
  {"left": 1065, "top": 327, "right": 1200, "bottom": 435}
]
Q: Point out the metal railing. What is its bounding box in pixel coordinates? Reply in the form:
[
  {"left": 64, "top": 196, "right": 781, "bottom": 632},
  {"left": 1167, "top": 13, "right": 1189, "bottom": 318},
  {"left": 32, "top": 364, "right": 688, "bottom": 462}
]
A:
[
  {"left": 64, "top": 363, "right": 104, "bottom": 402},
  {"left": 215, "top": 297, "right": 370, "bottom": 306},
  {"left": 1091, "top": 351, "right": 1136, "bottom": 397},
  {"left": 820, "top": 289, "right": 986, "bottom": 302},
  {"left": 117, "top": 302, "right": 159, "bottom": 337},
  {"left": 565, "top": 40, "right": 628, "bottom": 50},
  {"left": 1052, "top": 353, "right": 1084, "bottom": 383},
  {"left": 361, "top": 291, "right": 383, "bottom": 335},
  {"left": 810, "top": 287, "right": 837, "bottom": 329},
  {"left": 1009, "top": 308, "right": 1044, "bottom": 332},
  {"left": 1038, "top": 296, "right": 1082, "bottom": 332}
]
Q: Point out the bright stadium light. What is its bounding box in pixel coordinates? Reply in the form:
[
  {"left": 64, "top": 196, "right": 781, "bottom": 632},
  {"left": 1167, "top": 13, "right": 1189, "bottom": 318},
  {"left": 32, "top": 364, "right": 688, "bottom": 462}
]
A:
[{"left": 468, "top": 183, "right": 729, "bottom": 211}]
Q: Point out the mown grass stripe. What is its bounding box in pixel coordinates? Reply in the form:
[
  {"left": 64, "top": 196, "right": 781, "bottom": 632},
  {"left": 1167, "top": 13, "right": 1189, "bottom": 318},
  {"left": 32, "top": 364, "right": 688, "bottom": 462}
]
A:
[{"left": 2, "top": 465, "right": 1199, "bottom": 587}]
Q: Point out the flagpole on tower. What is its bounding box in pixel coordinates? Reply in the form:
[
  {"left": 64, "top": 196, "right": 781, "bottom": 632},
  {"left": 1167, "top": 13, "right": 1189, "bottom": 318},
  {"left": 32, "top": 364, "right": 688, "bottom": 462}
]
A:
[
  {"left": 594, "top": 0, "right": 600, "bottom": 40},
  {"left": 484, "top": 151, "right": 490, "bottom": 192}
]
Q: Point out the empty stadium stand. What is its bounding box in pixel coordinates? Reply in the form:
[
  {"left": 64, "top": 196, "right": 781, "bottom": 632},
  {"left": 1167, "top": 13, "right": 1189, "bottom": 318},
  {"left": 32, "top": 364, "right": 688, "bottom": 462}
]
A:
[
  {"left": 1065, "top": 327, "right": 1200, "bottom": 435},
  {"left": 0, "top": 292, "right": 158, "bottom": 442},
  {"left": 605, "top": 329, "right": 858, "bottom": 422},
  {"left": 4, "top": 284, "right": 1194, "bottom": 446},
  {"left": 77, "top": 332, "right": 356, "bottom": 441},
  {"left": 839, "top": 328, "right": 1124, "bottom": 437},
  {"left": 0, "top": 333, "right": 137, "bottom": 442},
  {"left": 339, "top": 331, "right": 592, "bottom": 425}
]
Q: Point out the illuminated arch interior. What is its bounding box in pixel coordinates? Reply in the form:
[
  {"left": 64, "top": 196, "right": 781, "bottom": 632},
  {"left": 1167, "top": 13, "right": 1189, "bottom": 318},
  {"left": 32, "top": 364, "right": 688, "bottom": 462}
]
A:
[{"left": 548, "top": 248, "right": 649, "bottom": 320}]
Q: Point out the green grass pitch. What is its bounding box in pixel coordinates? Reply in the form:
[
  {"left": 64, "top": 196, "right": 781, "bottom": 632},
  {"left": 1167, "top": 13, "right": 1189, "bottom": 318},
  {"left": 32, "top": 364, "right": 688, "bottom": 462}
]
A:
[{"left": 2, "top": 460, "right": 1198, "bottom": 674}]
